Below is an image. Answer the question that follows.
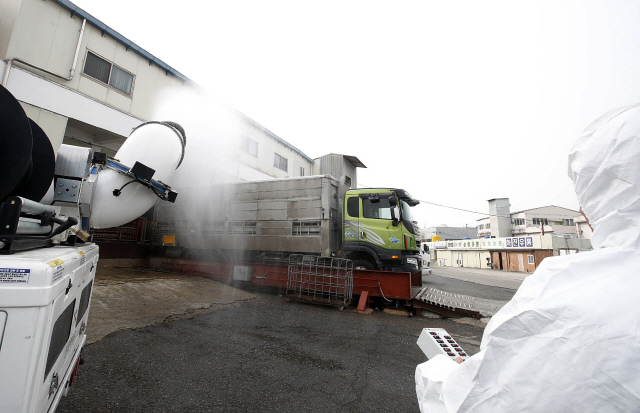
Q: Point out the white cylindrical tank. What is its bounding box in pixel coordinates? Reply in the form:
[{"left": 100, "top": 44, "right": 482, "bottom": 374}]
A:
[{"left": 90, "top": 122, "right": 185, "bottom": 229}]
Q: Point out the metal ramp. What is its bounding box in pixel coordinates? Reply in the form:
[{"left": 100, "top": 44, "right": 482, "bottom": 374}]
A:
[
  {"left": 286, "top": 255, "right": 353, "bottom": 308},
  {"left": 412, "top": 287, "right": 481, "bottom": 319}
]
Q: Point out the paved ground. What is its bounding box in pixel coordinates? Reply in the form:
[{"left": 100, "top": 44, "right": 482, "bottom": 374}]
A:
[
  {"left": 430, "top": 266, "right": 530, "bottom": 290},
  {"left": 419, "top": 266, "right": 522, "bottom": 319},
  {"left": 423, "top": 270, "right": 517, "bottom": 302},
  {"left": 87, "top": 267, "right": 256, "bottom": 344},
  {"left": 57, "top": 267, "right": 486, "bottom": 413}
]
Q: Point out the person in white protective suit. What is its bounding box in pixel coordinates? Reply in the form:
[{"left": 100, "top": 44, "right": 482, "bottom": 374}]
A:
[{"left": 415, "top": 104, "right": 640, "bottom": 413}]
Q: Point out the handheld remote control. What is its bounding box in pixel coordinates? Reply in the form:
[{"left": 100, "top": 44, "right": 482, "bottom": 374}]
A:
[{"left": 417, "top": 328, "right": 468, "bottom": 360}]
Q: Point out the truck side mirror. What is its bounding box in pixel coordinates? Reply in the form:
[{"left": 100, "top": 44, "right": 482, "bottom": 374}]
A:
[{"left": 391, "top": 205, "right": 400, "bottom": 226}]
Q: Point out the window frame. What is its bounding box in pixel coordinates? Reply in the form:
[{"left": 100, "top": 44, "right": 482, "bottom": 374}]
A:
[
  {"left": 527, "top": 255, "right": 535, "bottom": 265},
  {"left": 362, "top": 198, "right": 392, "bottom": 220},
  {"left": 82, "top": 50, "right": 135, "bottom": 97},
  {"left": 274, "top": 153, "right": 288, "bottom": 172},
  {"left": 533, "top": 218, "right": 549, "bottom": 226},
  {"left": 243, "top": 137, "right": 258, "bottom": 158}
]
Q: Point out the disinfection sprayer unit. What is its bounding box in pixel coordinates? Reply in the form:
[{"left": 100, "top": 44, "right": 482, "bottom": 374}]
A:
[{"left": 0, "top": 84, "right": 185, "bottom": 413}]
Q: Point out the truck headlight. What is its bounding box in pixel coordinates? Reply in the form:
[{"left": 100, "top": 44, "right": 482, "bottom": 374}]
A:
[{"left": 407, "top": 257, "right": 418, "bottom": 265}]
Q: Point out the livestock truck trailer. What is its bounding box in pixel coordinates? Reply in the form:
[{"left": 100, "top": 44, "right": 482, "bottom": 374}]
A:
[
  {"left": 150, "top": 175, "right": 482, "bottom": 317},
  {"left": 153, "top": 175, "right": 423, "bottom": 275}
]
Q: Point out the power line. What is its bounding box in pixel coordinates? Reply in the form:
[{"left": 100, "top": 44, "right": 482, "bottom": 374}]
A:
[
  {"left": 416, "top": 198, "right": 514, "bottom": 219},
  {"left": 357, "top": 183, "right": 513, "bottom": 219},
  {"left": 356, "top": 185, "right": 576, "bottom": 227},
  {"left": 415, "top": 199, "right": 487, "bottom": 216}
]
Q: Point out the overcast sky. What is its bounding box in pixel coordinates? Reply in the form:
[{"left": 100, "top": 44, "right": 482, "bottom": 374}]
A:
[{"left": 72, "top": 0, "right": 640, "bottom": 227}]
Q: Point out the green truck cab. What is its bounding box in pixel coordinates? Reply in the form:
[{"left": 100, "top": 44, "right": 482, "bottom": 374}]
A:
[{"left": 341, "top": 188, "right": 422, "bottom": 274}]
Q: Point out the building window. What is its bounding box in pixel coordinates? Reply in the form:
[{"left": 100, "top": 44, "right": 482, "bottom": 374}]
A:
[
  {"left": 533, "top": 218, "right": 549, "bottom": 226},
  {"left": 300, "top": 167, "right": 305, "bottom": 176},
  {"left": 563, "top": 219, "right": 574, "bottom": 226},
  {"left": 512, "top": 218, "right": 525, "bottom": 226},
  {"left": 274, "top": 153, "right": 288, "bottom": 171},
  {"left": 527, "top": 255, "right": 535, "bottom": 265},
  {"left": 83, "top": 51, "right": 134, "bottom": 95},
  {"left": 243, "top": 138, "right": 258, "bottom": 157}
]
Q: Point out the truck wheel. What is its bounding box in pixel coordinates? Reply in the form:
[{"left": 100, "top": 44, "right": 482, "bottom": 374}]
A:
[{"left": 353, "top": 259, "right": 375, "bottom": 270}]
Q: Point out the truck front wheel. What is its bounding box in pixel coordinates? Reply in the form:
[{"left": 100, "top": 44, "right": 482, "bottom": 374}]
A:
[{"left": 352, "top": 259, "right": 375, "bottom": 271}]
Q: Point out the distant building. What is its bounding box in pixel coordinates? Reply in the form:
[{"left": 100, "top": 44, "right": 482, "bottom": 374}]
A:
[
  {"left": 477, "top": 199, "right": 579, "bottom": 238},
  {"left": 421, "top": 226, "right": 477, "bottom": 241},
  {"left": 485, "top": 198, "right": 513, "bottom": 238},
  {"left": 425, "top": 234, "right": 592, "bottom": 272}
]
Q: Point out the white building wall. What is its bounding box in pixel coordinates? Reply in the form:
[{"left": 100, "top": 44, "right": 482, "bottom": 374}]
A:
[
  {"left": 2, "top": 0, "right": 317, "bottom": 185},
  {"left": 521, "top": 206, "right": 578, "bottom": 237},
  {"left": 236, "top": 121, "right": 313, "bottom": 180},
  {"left": 4, "top": 64, "right": 143, "bottom": 146},
  {"left": 2, "top": 0, "right": 188, "bottom": 121},
  {"left": 478, "top": 204, "right": 579, "bottom": 238},
  {"left": 19, "top": 102, "right": 68, "bottom": 157},
  {"left": 434, "top": 250, "right": 453, "bottom": 267},
  {"left": 0, "top": 0, "right": 21, "bottom": 58}
]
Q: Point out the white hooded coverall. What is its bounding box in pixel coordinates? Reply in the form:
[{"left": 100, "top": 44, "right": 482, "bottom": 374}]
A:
[{"left": 415, "top": 104, "right": 640, "bottom": 412}]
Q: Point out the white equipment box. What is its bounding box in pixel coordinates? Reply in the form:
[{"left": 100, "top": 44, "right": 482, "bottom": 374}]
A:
[
  {"left": 417, "top": 327, "right": 468, "bottom": 360},
  {"left": 0, "top": 243, "right": 98, "bottom": 413}
]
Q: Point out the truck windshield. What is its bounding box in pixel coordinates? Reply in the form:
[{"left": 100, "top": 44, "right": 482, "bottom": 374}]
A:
[{"left": 400, "top": 200, "right": 413, "bottom": 222}]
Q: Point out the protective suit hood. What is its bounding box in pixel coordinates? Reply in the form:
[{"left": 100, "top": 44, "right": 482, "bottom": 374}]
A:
[
  {"left": 416, "top": 103, "right": 640, "bottom": 413},
  {"left": 568, "top": 103, "right": 640, "bottom": 249}
]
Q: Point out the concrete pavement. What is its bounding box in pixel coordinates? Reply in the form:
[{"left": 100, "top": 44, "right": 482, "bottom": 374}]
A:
[
  {"left": 87, "top": 267, "right": 256, "bottom": 344},
  {"left": 430, "top": 265, "right": 531, "bottom": 290},
  {"left": 58, "top": 265, "right": 486, "bottom": 413}
]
